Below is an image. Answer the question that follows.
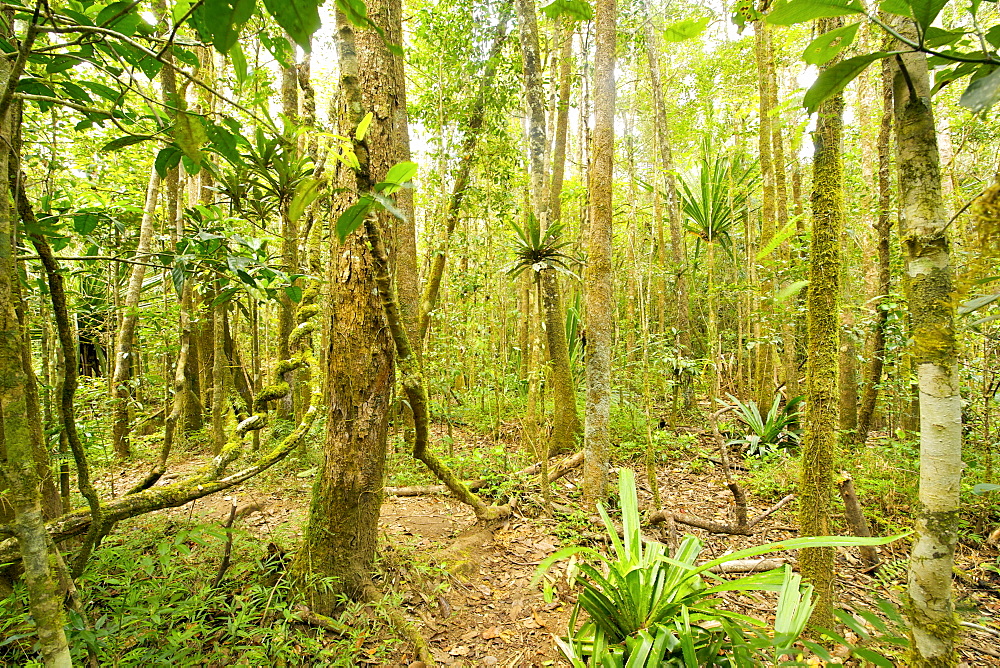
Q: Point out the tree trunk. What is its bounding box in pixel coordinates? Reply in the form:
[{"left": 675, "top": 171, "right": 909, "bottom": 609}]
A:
[
  {"left": 289, "top": 2, "right": 401, "bottom": 610},
  {"left": 641, "top": 0, "right": 689, "bottom": 349},
  {"left": 892, "top": 39, "right": 963, "bottom": 666},
  {"left": 800, "top": 15, "right": 844, "bottom": 630},
  {"left": 514, "top": 0, "right": 580, "bottom": 454},
  {"left": 111, "top": 166, "right": 160, "bottom": 458},
  {"left": 583, "top": 0, "right": 616, "bottom": 507},
  {"left": 419, "top": 13, "right": 510, "bottom": 341},
  {"left": 0, "top": 17, "right": 71, "bottom": 658},
  {"left": 857, "top": 57, "right": 893, "bottom": 445}
]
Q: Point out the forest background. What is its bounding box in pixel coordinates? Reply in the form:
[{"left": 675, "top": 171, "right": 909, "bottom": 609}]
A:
[{"left": 0, "top": 0, "right": 999, "bottom": 665}]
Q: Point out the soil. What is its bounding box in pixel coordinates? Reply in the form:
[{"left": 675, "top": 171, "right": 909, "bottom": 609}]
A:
[{"left": 97, "top": 426, "right": 1000, "bottom": 667}]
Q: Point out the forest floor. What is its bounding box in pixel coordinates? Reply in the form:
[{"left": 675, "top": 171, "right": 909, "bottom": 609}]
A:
[{"left": 100, "top": 423, "right": 1000, "bottom": 667}]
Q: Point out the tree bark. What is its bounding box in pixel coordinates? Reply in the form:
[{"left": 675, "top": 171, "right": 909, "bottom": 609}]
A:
[
  {"left": 892, "top": 36, "right": 963, "bottom": 665},
  {"left": 800, "top": 15, "right": 844, "bottom": 630},
  {"left": 583, "top": 0, "right": 616, "bottom": 507}
]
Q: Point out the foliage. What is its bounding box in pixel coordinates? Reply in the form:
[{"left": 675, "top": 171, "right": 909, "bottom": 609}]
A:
[
  {"left": 678, "top": 143, "right": 758, "bottom": 255},
  {"left": 0, "top": 521, "right": 391, "bottom": 666},
  {"left": 507, "top": 216, "right": 579, "bottom": 279},
  {"left": 726, "top": 394, "right": 804, "bottom": 457},
  {"left": 534, "top": 469, "right": 905, "bottom": 667}
]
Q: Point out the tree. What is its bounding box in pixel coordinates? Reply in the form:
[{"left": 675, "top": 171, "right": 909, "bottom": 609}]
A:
[
  {"left": 800, "top": 15, "right": 845, "bottom": 630},
  {"left": 584, "top": 0, "right": 616, "bottom": 506}
]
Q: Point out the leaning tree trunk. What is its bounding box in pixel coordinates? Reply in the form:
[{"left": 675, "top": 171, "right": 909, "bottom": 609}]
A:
[
  {"left": 289, "top": 2, "right": 401, "bottom": 611},
  {"left": 583, "top": 0, "right": 616, "bottom": 507},
  {"left": 800, "top": 16, "right": 844, "bottom": 630},
  {"left": 111, "top": 165, "right": 160, "bottom": 458},
  {"left": 892, "top": 39, "right": 963, "bottom": 666}
]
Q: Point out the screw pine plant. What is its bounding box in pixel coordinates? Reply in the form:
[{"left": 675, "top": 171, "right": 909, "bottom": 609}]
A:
[
  {"left": 726, "top": 393, "right": 804, "bottom": 457},
  {"left": 535, "top": 469, "right": 906, "bottom": 666}
]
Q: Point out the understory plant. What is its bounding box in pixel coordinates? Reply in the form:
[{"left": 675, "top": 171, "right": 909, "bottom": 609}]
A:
[
  {"left": 536, "top": 468, "right": 904, "bottom": 667},
  {"left": 726, "top": 394, "right": 804, "bottom": 457}
]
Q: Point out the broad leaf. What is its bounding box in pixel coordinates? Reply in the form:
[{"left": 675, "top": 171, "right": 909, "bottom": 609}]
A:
[
  {"left": 767, "top": 0, "right": 864, "bottom": 26},
  {"left": 804, "top": 52, "right": 890, "bottom": 114},
  {"left": 958, "top": 292, "right": 1000, "bottom": 313},
  {"left": 803, "top": 21, "right": 861, "bottom": 65},
  {"left": 101, "top": 134, "right": 155, "bottom": 152},
  {"left": 959, "top": 66, "right": 1000, "bottom": 113},
  {"left": 155, "top": 145, "right": 184, "bottom": 177},
  {"left": 284, "top": 285, "right": 303, "bottom": 303},
  {"left": 289, "top": 178, "right": 322, "bottom": 222},
  {"left": 262, "top": 0, "right": 322, "bottom": 51},
  {"left": 336, "top": 196, "right": 374, "bottom": 242},
  {"left": 661, "top": 17, "right": 710, "bottom": 43},
  {"left": 73, "top": 213, "right": 100, "bottom": 235},
  {"left": 377, "top": 161, "right": 418, "bottom": 195},
  {"left": 172, "top": 112, "right": 208, "bottom": 164},
  {"left": 193, "top": 0, "right": 256, "bottom": 53},
  {"left": 355, "top": 111, "right": 373, "bottom": 141},
  {"left": 905, "top": 0, "right": 949, "bottom": 32},
  {"left": 541, "top": 0, "right": 594, "bottom": 21}
]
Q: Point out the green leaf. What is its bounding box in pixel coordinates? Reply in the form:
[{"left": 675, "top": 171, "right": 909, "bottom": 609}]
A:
[
  {"left": 905, "top": 0, "right": 949, "bottom": 32},
  {"left": 803, "top": 21, "right": 861, "bottom": 65},
  {"left": 173, "top": 0, "right": 195, "bottom": 25},
  {"left": 230, "top": 41, "right": 249, "bottom": 84},
  {"left": 661, "top": 17, "right": 710, "bottom": 43},
  {"left": 46, "top": 55, "right": 79, "bottom": 74},
  {"left": 193, "top": 0, "right": 256, "bottom": 53},
  {"left": 155, "top": 145, "right": 184, "bottom": 177},
  {"left": 776, "top": 279, "right": 809, "bottom": 302},
  {"left": 540, "top": 0, "right": 594, "bottom": 21},
  {"left": 972, "top": 483, "right": 1000, "bottom": 494},
  {"left": 262, "top": 0, "right": 322, "bottom": 51},
  {"left": 284, "top": 285, "right": 303, "bottom": 303},
  {"left": 959, "top": 66, "right": 1000, "bottom": 113},
  {"left": 756, "top": 218, "right": 800, "bottom": 261},
  {"left": 958, "top": 292, "right": 1000, "bottom": 313},
  {"left": 172, "top": 112, "right": 208, "bottom": 164},
  {"left": 355, "top": 111, "right": 373, "bottom": 141},
  {"left": 101, "top": 134, "right": 155, "bottom": 152},
  {"left": 336, "top": 196, "right": 374, "bottom": 242},
  {"left": 804, "top": 52, "right": 890, "bottom": 114},
  {"left": 289, "top": 178, "right": 322, "bottom": 222},
  {"left": 96, "top": 1, "right": 141, "bottom": 36},
  {"left": 851, "top": 647, "right": 895, "bottom": 667},
  {"left": 879, "top": 0, "right": 912, "bottom": 16},
  {"left": 335, "top": 0, "right": 369, "bottom": 26},
  {"left": 767, "top": 0, "right": 864, "bottom": 25},
  {"left": 377, "top": 161, "right": 418, "bottom": 195},
  {"left": 73, "top": 213, "right": 100, "bottom": 235}
]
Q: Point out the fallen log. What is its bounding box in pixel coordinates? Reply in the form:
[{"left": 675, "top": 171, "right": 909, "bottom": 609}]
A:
[
  {"left": 706, "top": 558, "right": 789, "bottom": 574},
  {"left": 384, "top": 451, "right": 584, "bottom": 497}
]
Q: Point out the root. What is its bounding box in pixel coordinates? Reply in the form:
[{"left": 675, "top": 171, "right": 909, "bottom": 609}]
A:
[{"left": 361, "top": 584, "right": 433, "bottom": 665}]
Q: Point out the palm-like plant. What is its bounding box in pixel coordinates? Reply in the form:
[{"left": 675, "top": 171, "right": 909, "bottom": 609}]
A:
[
  {"left": 535, "top": 469, "right": 819, "bottom": 667},
  {"left": 507, "top": 215, "right": 578, "bottom": 278},
  {"left": 677, "top": 143, "right": 757, "bottom": 253},
  {"left": 726, "top": 393, "right": 804, "bottom": 457}
]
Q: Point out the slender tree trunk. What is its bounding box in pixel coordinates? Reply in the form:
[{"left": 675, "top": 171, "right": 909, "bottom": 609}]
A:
[
  {"left": 111, "top": 166, "right": 160, "bottom": 458},
  {"left": 583, "top": 0, "right": 616, "bottom": 507},
  {"left": 800, "top": 16, "right": 844, "bottom": 630},
  {"left": 857, "top": 58, "right": 893, "bottom": 445},
  {"left": 641, "top": 0, "right": 689, "bottom": 349},
  {"left": 419, "top": 13, "right": 510, "bottom": 340},
  {"left": 892, "top": 39, "right": 963, "bottom": 666},
  {"left": 549, "top": 18, "right": 574, "bottom": 225},
  {"left": 515, "top": 0, "right": 581, "bottom": 453},
  {"left": 753, "top": 20, "right": 776, "bottom": 406}
]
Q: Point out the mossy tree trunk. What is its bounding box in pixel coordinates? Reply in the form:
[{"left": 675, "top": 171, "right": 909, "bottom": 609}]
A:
[
  {"left": 583, "top": 0, "right": 616, "bottom": 507},
  {"left": 289, "top": 2, "right": 401, "bottom": 611},
  {"left": 0, "top": 17, "right": 71, "bottom": 658},
  {"left": 800, "top": 15, "right": 844, "bottom": 630},
  {"left": 891, "top": 41, "right": 963, "bottom": 667}
]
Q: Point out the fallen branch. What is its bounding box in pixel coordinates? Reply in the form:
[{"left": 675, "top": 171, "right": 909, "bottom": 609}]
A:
[
  {"left": 749, "top": 494, "right": 796, "bottom": 527},
  {"left": 384, "top": 451, "right": 584, "bottom": 497},
  {"left": 706, "top": 558, "right": 789, "bottom": 574}
]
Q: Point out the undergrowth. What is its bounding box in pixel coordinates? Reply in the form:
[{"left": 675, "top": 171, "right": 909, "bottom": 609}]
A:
[{"left": 0, "top": 517, "right": 395, "bottom": 667}]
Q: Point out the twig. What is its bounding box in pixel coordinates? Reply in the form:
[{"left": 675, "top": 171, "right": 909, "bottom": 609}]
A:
[
  {"left": 211, "top": 500, "right": 238, "bottom": 588},
  {"left": 749, "top": 493, "right": 795, "bottom": 526}
]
